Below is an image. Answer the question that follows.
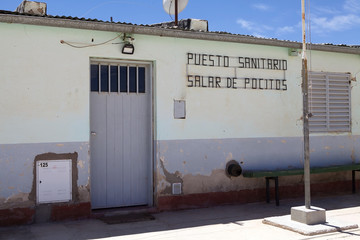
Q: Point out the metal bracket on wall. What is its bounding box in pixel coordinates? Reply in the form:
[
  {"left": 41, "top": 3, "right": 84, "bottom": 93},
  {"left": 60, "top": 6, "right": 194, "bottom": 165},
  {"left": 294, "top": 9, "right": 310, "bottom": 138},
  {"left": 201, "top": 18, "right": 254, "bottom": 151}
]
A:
[{"left": 265, "top": 176, "right": 279, "bottom": 206}]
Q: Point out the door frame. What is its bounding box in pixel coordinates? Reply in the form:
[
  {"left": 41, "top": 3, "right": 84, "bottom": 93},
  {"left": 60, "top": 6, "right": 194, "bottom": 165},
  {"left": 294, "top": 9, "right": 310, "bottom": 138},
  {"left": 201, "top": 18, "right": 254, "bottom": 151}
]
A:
[{"left": 89, "top": 58, "right": 154, "bottom": 208}]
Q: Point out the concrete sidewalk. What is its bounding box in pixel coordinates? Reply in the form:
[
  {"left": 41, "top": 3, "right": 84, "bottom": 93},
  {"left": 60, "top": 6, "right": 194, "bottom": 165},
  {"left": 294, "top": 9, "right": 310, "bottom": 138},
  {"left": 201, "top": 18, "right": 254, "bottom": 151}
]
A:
[{"left": 1, "top": 193, "right": 360, "bottom": 240}]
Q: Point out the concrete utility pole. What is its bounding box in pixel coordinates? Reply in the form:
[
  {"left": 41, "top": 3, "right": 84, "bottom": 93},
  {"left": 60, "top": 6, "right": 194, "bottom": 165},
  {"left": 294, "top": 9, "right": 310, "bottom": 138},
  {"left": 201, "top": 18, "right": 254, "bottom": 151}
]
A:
[
  {"left": 281, "top": 1, "right": 325, "bottom": 226},
  {"left": 301, "top": 0, "right": 311, "bottom": 209}
]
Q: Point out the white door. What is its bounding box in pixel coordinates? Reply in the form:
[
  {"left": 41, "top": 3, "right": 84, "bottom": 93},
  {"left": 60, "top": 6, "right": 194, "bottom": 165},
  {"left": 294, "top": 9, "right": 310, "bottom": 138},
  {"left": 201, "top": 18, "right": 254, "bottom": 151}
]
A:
[{"left": 90, "top": 61, "right": 152, "bottom": 209}]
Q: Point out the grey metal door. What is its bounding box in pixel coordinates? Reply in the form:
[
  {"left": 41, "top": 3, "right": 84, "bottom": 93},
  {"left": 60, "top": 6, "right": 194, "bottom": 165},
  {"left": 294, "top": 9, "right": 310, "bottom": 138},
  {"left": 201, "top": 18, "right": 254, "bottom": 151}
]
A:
[{"left": 90, "top": 61, "right": 152, "bottom": 209}]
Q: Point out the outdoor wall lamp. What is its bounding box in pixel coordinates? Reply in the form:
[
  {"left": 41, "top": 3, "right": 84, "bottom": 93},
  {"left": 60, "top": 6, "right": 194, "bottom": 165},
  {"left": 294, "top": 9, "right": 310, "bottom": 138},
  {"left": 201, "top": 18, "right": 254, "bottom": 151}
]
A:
[
  {"left": 122, "top": 43, "right": 135, "bottom": 54},
  {"left": 122, "top": 33, "right": 135, "bottom": 54}
]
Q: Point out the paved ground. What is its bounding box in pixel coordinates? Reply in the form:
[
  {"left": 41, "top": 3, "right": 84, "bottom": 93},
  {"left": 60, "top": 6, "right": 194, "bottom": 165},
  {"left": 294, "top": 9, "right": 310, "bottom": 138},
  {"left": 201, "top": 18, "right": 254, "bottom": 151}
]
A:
[{"left": 1, "top": 193, "right": 360, "bottom": 240}]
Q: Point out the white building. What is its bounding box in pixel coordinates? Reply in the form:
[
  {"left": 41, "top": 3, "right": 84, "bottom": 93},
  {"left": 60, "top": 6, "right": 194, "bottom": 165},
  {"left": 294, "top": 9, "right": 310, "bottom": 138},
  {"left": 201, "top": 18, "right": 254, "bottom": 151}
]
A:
[{"left": 1, "top": 1, "right": 360, "bottom": 225}]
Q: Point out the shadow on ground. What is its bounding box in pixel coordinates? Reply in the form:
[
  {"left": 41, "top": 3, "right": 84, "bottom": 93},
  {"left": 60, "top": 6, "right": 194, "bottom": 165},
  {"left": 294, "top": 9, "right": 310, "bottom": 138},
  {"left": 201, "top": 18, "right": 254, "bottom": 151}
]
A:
[{"left": 1, "top": 193, "right": 359, "bottom": 240}]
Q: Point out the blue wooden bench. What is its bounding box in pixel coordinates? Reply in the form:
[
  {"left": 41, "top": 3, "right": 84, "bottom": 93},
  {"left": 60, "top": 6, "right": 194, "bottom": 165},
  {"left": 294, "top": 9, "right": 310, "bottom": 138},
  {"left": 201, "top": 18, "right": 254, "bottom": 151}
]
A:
[{"left": 242, "top": 164, "right": 360, "bottom": 206}]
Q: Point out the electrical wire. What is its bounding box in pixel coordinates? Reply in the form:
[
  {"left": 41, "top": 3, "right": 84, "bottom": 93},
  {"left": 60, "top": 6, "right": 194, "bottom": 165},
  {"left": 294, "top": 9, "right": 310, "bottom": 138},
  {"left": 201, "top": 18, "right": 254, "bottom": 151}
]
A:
[
  {"left": 169, "top": 0, "right": 174, "bottom": 21},
  {"left": 60, "top": 34, "right": 122, "bottom": 48}
]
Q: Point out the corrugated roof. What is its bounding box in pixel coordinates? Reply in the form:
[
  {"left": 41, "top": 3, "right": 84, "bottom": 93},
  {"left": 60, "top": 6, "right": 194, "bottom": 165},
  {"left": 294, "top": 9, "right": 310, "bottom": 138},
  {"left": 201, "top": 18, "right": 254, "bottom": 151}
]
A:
[
  {"left": 0, "top": 9, "right": 144, "bottom": 25},
  {"left": 0, "top": 10, "right": 359, "bottom": 54}
]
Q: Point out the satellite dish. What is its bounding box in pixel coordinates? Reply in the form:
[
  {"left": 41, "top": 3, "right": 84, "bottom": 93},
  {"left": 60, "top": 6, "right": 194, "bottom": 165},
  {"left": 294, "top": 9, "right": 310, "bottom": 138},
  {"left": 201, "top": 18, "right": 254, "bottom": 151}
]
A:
[{"left": 163, "top": 0, "right": 189, "bottom": 15}]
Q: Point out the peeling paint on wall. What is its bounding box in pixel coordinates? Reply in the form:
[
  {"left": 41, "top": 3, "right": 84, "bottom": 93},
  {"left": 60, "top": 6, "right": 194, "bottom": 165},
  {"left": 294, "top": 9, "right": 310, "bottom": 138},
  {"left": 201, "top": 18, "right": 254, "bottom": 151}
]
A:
[
  {"left": 78, "top": 183, "right": 90, "bottom": 203},
  {"left": 157, "top": 179, "right": 171, "bottom": 194},
  {"left": 6, "top": 192, "right": 29, "bottom": 203},
  {"left": 351, "top": 148, "right": 356, "bottom": 163},
  {"left": 0, "top": 141, "right": 90, "bottom": 213},
  {"left": 0, "top": 192, "right": 33, "bottom": 210},
  {"left": 225, "top": 152, "right": 233, "bottom": 162},
  {"left": 78, "top": 160, "right": 85, "bottom": 169},
  {"left": 158, "top": 157, "right": 183, "bottom": 195},
  {"left": 156, "top": 135, "right": 360, "bottom": 196},
  {"left": 180, "top": 169, "right": 267, "bottom": 195}
]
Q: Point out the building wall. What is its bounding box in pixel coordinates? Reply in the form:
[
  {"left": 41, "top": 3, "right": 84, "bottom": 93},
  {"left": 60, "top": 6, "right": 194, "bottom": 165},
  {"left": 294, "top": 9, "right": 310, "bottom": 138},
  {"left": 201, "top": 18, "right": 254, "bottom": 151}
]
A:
[
  {"left": 1, "top": 21, "right": 360, "bottom": 221},
  {"left": 154, "top": 41, "right": 360, "bottom": 197},
  {"left": 0, "top": 23, "right": 94, "bottom": 224}
]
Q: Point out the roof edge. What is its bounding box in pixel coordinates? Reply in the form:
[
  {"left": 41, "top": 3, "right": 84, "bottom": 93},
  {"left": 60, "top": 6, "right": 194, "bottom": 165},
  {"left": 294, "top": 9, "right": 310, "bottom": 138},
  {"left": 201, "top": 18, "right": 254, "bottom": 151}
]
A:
[{"left": 1, "top": 13, "right": 360, "bottom": 55}]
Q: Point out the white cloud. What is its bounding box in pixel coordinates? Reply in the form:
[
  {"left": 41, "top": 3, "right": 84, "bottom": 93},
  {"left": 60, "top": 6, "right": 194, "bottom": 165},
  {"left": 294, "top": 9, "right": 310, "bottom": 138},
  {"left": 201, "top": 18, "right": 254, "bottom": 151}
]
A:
[
  {"left": 312, "top": 6, "right": 340, "bottom": 15},
  {"left": 236, "top": 19, "right": 255, "bottom": 31},
  {"left": 236, "top": 18, "right": 273, "bottom": 34},
  {"left": 252, "top": 3, "right": 270, "bottom": 11},
  {"left": 276, "top": 26, "right": 295, "bottom": 34},
  {"left": 309, "top": 0, "right": 360, "bottom": 34},
  {"left": 344, "top": 0, "right": 360, "bottom": 12},
  {"left": 262, "top": 25, "right": 274, "bottom": 31},
  {"left": 312, "top": 14, "right": 360, "bottom": 32}
]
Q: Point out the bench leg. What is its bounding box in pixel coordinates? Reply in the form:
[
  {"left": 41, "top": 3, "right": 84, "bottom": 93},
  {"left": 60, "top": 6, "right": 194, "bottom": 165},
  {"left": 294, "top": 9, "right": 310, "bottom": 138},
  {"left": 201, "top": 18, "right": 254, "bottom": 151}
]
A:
[
  {"left": 265, "top": 177, "right": 279, "bottom": 206},
  {"left": 353, "top": 170, "right": 360, "bottom": 194},
  {"left": 352, "top": 170, "right": 356, "bottom": 194},
  {"left": 274, "top": 177, "right": 279, "bottom": 206},
  {"left": 266, "top": 177, "right": 270, "bottom": 203}
]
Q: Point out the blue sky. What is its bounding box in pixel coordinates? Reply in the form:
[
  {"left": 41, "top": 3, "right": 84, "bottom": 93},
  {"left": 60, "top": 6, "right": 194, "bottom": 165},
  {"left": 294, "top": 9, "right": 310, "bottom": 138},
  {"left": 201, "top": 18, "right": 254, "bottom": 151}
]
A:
[{"left": 1, "top": 0, "right": 360, "bottom": 45}]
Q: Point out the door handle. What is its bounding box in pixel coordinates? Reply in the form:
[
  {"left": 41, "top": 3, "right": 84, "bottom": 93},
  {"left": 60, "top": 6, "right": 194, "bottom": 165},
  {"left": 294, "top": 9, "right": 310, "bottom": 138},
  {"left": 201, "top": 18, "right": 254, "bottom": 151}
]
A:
[{"left": 91, "top": 131, "right": 97, "bottom": 136}]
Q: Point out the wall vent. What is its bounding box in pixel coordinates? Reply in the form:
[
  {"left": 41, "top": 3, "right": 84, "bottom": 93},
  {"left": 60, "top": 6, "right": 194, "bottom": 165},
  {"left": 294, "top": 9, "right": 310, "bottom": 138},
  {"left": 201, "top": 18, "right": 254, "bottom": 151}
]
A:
[{"left": 172, "top": 183, "right": 182, "bottom": 195}]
